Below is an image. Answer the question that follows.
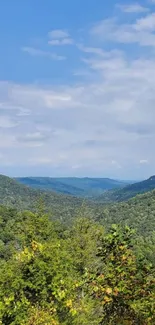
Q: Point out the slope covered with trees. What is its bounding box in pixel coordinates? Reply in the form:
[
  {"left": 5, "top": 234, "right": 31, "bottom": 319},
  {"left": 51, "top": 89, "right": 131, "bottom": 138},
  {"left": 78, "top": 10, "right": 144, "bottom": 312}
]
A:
[
  {"left": 96, "top": 175, "right": 155, "bottom": 203},
  {"left": 0, "top": 174, "right": 84, "bottom": 219},
  {"left": 0, "top": 205, "right": 155, "bottom": 325},
  {"left": 96, "top": 190, "right": 155, "bottom": 236},
  {"left": 95, "top": 190, "right": 155, "bottom": 267},
  {"left": 15, "top": 176, "right": 129, "bottom": 197},
  {"left": 0, "top": 173, "right": 155, "bottom": 323}
]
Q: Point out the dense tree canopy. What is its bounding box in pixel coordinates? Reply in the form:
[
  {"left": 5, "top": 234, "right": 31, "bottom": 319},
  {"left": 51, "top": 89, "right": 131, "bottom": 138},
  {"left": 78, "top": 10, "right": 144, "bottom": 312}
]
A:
[
  {"left": 0, "top": 205, "right": 155, "bottom": 325},
  {"left": 1, "top": 174, "right": 155, "bottom": 323}
]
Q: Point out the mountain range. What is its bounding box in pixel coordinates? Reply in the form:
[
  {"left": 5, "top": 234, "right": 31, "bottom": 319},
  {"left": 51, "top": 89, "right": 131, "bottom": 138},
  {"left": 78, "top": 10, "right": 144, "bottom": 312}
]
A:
[
  {"left": 0, "top": 174, "right": 84, "bottom": 222},
  {"left": 15, "top": 177, "right": 130, "bottom": 197},
  {"left": 0, "top": 174, "right": 155, "bottom": 214},
  {"left": 15, "top": 175, "right": 155, "bottom": 204},
  {"left": 97, "top": 175, "right": 155, "bottom": 203},
  {"left": 1, "top": 173, "right": 155, "bottom": 241}
]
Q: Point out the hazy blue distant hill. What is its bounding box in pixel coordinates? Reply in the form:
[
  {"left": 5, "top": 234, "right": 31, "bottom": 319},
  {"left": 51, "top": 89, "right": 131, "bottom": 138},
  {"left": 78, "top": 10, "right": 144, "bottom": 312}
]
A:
[
  {"left": 15, "top": 177, "right": 84, "bottom": 196},
  {"left": 15, "top": 177, "right": 129, "bottom": 197},
  {"left": 0, "top": 174, "right": 84, "bottom": 219},
  {"left": 96, "top": 176, "right": 155, "bottom": 203}
]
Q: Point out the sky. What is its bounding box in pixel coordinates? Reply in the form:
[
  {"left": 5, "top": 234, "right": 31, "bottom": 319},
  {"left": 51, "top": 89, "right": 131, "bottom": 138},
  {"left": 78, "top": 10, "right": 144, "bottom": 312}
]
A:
[{"left": 1, "top": 0, "right": 155, "bottom": 179}]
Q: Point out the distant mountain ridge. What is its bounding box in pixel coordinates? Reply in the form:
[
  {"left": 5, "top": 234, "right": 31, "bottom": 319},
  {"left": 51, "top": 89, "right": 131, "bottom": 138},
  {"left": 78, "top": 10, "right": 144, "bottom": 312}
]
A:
[
  {"left": 96, "top": 175, "right": 155, "bottom": 203},
  {"left": 0, "top": 174, "right": 84, "bottom": 219},
  {"left": 15, "top": 177, "right": 130, "bottom": 197}
]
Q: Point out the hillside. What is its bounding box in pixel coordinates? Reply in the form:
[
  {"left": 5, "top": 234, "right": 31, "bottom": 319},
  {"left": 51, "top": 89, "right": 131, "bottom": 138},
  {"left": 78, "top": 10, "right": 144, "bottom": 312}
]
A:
[
  {"left": 96, "top": 190, "right": 155, "bottom": 236},
  {"left": 0, "top": 174, "right": 84, "bottom": 220},
  {"left": 2, "top": 173, "right": 155, "bottom": 240},
  {"left": 94, "top": 190, "right": 155, "bottom": 265},
  {"left": 0, "top": 202, "right": 155, "bottom": 324},
  {"left": 2, "top": 174, "right": 155, "bottom": 236},
  {"left": 96, "top": 176, "right": 155, "bottom": 203},
  {"left": 0, "top": 187, "right": 155, "bottom": 324},
  {"left": 15, "top": 176, "right": 129, "bottom": 197},
  {"left": 15, "top": 177, "right": 85, "bottom": 197}
]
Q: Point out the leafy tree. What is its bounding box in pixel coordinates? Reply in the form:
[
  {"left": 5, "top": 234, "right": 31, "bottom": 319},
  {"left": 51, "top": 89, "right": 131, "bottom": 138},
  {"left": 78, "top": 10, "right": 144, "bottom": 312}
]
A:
[{"left": 87, "top": 225, "right": 155, "bottom": 324}]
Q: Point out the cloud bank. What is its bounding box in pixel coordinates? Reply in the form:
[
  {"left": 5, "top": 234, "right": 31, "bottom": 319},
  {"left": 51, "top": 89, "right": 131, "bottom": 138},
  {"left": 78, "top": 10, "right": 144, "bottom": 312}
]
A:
[{"left": 1, "top": 2, "right": 155, "bottom": 178}]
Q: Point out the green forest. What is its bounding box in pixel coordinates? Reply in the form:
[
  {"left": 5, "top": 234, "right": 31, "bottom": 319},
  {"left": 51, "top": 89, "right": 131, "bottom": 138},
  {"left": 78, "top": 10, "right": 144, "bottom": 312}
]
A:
[{"left": 0, "top": 175, "right": 155, "bottom": 324}]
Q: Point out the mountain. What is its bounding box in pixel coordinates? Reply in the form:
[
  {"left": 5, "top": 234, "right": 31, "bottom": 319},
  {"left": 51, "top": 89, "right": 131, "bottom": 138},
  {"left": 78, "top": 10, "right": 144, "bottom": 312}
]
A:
[
  {"left": 1, "top": 173, "right": 155, "bottom": 263},
  {"left": 15, "top": 177, "right": 129, "bottom": 197},
  {"left": 97, "top": 189, "right": 155, "bottom": 238},
  {"left": 96, "top": 175, "right": 155, "bottom": 203},
  {"left": 15, "top": 177, "right": 85, "bottom": 197},
  {"left": 0, "top": 174, "right": 84, "bottom": 220},
  {"left": 94, "top": 189, "right": 155, "bottom": 265},
  {"left": 1, "top": 190, "right": 155, "bottom": 324}
]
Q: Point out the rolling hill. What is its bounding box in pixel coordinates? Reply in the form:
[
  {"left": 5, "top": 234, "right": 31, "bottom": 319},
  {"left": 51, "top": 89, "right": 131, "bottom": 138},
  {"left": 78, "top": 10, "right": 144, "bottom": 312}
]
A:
[
  {"left": 1, "top": 174, "right": 155, "bottom": 239},
  {"left": 96, "top": 189, "right": 155, "bottom": 236},
  {"left": 96, "top": 175, "right": 155, "bottom": 203},
  {"left": 15, "top": 177, "right": 129, "bottom": 197},
  {"left": 1, "top": 173, "right": 155, "bottom": 262},
  {"left": 95, "top": 189, "right": 155, "bottom": 265},
  {"left": 0, "top": 174, "right": 85, "bottom": 221}
]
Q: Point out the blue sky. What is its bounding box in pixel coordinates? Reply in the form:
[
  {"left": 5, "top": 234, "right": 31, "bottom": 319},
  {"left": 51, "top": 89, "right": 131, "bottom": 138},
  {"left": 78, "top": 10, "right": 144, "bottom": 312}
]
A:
[{"left": 0, "top": 0, "right": 155, "bottom": 179}]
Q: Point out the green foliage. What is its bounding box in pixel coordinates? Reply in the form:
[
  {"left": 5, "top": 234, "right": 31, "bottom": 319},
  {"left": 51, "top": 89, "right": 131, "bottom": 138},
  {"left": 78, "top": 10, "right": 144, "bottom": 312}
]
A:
[
  {"left": 96, "top": 190, "right": 155, "bottom": 238},
  {"left": 1, "top": 174, "right": 155, "bottom": 324},
  {"left": 86, "top": 226, "right": 155, "bottom": 324},
  {"left": 0, "top": 207, "right": 155, "bottom": 325},
  {"left": 0, "top": 175, "right": 84, "bottom": 222},
  {"left": 97, "top": 175, "right": 155, "bottom": 203}
]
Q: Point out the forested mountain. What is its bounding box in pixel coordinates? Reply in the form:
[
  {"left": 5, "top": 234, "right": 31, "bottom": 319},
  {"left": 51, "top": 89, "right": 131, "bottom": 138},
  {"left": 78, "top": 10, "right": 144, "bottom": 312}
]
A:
[
  {"left": 0, "top": 174, "right": 155, "bottom": 323},
  {"left": 15, "top": 176, "right": 129, "bottom": 197},
  {"left": 96, "top": 175, "right": 155, "bottom": 203},
  {"left": 0, "top": 201, "right": 155, "bottom": 324},
  {"left": 0, "top": 174, "right": 84, "bottom": 219},
  {"left": 1, "top": 174, "right": 155, "bottom": 235},
  {"left": 96, "top": 190, "right": 155, "bottom": 235}
]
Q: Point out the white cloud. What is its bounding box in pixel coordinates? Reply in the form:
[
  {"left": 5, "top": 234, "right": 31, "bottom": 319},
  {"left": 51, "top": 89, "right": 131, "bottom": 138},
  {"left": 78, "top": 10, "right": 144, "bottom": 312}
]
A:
[
  {"left": 48, "top": 29, "right": 73, "bottom": 46},
  {"left": 77, "top": 44, "right": 107, "bottom": 56},
  {"left": 48, "top": 38, "right": 73, "bottom": 45},
  {"left": 1, "top": 46, "right": 155, "bottom": 178},
  {"left": 22, "top": 47, "right": 66, "bottom": 60},
  {"left": 117, "top": 3, "right": 149, "bottom": 13},
  {"left": 48, "top": 29, "right": 69, "bottom": 39},
  {"left": 72, "top": 164, "right": 82, "bottom": 169},
  {"left": 139, "top": 159, "right": 149, "bottom": 164},
  {"left": 2, "top": 9, "right": 155, "bottom": 178},
  {"left": 0, "top": 116, "right": 19, "bottom": 128},
  {"left": 91, "top": 16, "right": 155, "bottom": 46},
  {"left": 20, "top": 132, "right": 47, "bottom": 142},
  {"left": 111, "top": 160, "right": 122, "bottom": 169},
  {"left": 0, "top": 134, "right": 16, "bottom": 148},
  {"left": 28, "top": 157, "right": 54, "bottom": 165},
  {"left": 134, "top": 13, "right": 155, "bottom": 31}
]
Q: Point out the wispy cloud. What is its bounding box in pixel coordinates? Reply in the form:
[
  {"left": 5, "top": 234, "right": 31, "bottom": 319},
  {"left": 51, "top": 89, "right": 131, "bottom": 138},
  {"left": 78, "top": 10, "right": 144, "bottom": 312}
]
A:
[
  {"left": 2, "top": 4, "right": 155, "bottom": 177},
  {"left": 1, "top": 42, "right": 155, "bottom": 176},
  {"left": 117, "top": 3, "right": 149, "bottom": 13},
  {"left": 48, "top": 29, "right": 73, "bottom": 46},
  {"left": 77, "top": 44, "right": 107, "bottom": 56},
  {"left": 139, "top": 159, "right": 149, "bottom": 164},
  {"left": 22, "top": 47, "right": 66, "bottom": 60},
  {"left": 91, "top": 15, "right": 155, "bottom": 46},
  {"left": 48, "top": 29, "right": 69, "bottom": 39},
  {"left": 28, "top": 157, "right": 55, "bottom": 165},
  {"left": 49, "top": 38, "right": 73, "bottom": 45},
  {"left": 134, "top": 13, "right": 155, "bottom": 31},
  {"left": 0, "top": 116, "right": 19, "bottom": 128}
]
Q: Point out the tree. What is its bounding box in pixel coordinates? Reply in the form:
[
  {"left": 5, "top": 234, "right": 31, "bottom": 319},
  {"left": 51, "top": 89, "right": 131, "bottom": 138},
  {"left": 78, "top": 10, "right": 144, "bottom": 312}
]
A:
[{"left": 88, "top": 225, "right": 155, "bottom": 324}]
